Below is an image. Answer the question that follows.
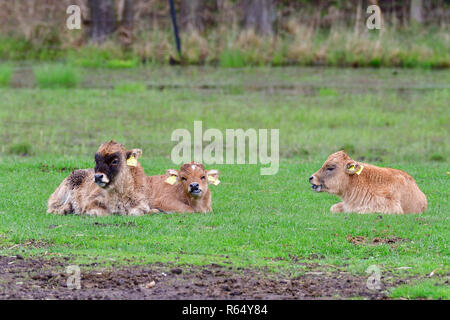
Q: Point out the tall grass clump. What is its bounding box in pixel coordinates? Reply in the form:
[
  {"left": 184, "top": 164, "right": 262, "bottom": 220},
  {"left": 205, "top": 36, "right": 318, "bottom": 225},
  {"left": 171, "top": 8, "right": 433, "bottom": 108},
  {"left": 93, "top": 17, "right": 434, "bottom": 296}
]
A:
[
  {"left": 1, "top": 25, "right": 447, "bottom": 69},
  {"left": 7, "top": 142, "right": 32, "bottom": 156},
  {"left": 33, "top": 64, "right": 81, "bottom": 88},
  {"left": 67, "top": 43, "right": 141, "bottom": 68},
  {"left": 132, "top": 29, "right": 173, "bottom": 64},
  {"left": 0, "top": 37, "right": 34, "bottom": 60},
  {"left": 219, "top": 49, "right": 246, "bottom": 67},
  {"left": 0, "top": 64, "right": 13, "bottom": 87}
]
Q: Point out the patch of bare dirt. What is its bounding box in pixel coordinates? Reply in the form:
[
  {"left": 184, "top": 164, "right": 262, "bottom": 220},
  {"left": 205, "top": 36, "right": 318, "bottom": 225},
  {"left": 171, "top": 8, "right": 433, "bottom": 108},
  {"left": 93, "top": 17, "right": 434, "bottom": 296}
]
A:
[
  {"left": 347, "top": 235, "right": 367, "bottom": 245},
  {"left": 370, "top": 236, "right": 407, "bottom": 245},
  {"left": 0, "top": 255, "right": 401, "bottom": 300},
  {"left": 347, "top": 235, "right": 408, "bottom": 246},
  {"left": 93, "top": 222, "right": 137, "bottom": 228},
  {"left": 3, "top": 239, "right": 53, "bottom": 250}
]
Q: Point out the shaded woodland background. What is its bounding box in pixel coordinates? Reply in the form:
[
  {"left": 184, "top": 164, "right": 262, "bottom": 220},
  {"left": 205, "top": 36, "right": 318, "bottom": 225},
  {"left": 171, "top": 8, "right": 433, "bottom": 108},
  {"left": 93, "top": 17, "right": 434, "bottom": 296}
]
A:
[{"left": 0, "top": 0, "right": 448, "bottom": 67}]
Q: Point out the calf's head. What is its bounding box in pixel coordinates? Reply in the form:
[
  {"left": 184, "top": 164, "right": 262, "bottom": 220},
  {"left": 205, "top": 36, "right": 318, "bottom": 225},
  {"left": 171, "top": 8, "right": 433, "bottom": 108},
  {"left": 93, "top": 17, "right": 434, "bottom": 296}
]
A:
[
  {"left": 93, "top": 140, "right": 142, "bottom": 188},
  {"left": 166, "top": 162, "right": 219, "bottom": 199},
  {"left": 309, "top": 151, "right": 363, "bottom": 195}
]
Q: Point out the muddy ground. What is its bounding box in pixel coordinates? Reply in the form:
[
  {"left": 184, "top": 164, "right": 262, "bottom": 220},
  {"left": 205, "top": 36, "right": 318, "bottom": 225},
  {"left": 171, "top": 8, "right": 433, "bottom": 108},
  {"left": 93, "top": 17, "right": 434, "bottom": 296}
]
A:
[{"left": 0, "top": 255, "right": 411, "bottom": 300}]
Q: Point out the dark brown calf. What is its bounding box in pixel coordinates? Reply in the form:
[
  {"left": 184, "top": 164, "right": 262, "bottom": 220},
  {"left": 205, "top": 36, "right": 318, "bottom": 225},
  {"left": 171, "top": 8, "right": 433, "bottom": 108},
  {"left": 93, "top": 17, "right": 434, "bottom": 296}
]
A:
[{"left": 47, "top": 141, "right": 152, "bottom": 216}]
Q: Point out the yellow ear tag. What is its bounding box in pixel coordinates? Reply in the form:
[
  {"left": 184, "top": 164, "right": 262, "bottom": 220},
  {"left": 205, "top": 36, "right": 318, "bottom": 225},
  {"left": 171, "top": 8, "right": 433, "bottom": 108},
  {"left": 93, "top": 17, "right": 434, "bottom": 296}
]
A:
[
  {"left": 208, "top": 175, "right": 220, "bottom": 186},
  {"left": 355, "top": 165, "right": 364, "bottom": 175},
  {"left": 126, "top": 156, "right": 137, "bottom": 167},
  {"left": 348, "top": 165, "right": 355, "bottom": 171},
  {"left": 165, "top": 175, "right": 177, "bottom": 185}
]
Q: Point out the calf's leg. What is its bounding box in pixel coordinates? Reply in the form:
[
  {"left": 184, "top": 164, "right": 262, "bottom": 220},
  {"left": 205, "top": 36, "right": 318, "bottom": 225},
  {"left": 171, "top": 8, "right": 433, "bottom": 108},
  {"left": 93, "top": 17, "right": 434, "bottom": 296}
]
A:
[{"left": 330, "top": 202, "right": 344, "bottom": 213}]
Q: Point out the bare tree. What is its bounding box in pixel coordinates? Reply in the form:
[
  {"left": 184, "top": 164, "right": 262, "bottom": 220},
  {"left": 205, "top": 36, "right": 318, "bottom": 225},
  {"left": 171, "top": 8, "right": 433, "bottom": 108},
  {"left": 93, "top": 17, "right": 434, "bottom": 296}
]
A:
[
  {"left": 410, "top": 0, "right": 423, "bottom": 24},
  {"left": 243, "top": 0, "right": 275, "bottom": 35},
  {"left": 180, "top": 0, "right": 204, "bottom": 32},
  {"left": 89, "top": 0, "right": 116, "bottom": 44}
]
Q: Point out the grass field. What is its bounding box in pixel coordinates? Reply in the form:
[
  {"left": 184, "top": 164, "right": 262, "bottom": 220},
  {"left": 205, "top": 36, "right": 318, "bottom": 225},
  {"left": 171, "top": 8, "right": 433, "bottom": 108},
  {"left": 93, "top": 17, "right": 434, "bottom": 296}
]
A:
[{"left": 0, "top": 66, "right": 448, "bottom": 299}]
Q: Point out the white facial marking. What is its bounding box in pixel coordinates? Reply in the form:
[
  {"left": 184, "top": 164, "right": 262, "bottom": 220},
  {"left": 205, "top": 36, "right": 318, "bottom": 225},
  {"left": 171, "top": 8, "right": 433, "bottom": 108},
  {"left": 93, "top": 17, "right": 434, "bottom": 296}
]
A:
[{"left": 192, "top": 165, "right": 196, "bottom": 170}]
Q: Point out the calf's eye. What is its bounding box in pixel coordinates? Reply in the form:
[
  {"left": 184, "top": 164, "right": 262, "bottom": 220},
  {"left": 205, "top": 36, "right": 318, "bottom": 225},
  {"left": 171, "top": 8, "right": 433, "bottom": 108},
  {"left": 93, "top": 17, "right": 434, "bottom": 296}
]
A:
[
  {"left": 181, "top": 177, "right": 187, "bottom": 181},
  {"left": 111, "top": 159, "right": 119, "bottom": 165},
  {"left": 201, "top": 176, "right": 206, "bottom": 180},
  {"left": 327, "top": 167, "right": 335, "bottom": 171}
]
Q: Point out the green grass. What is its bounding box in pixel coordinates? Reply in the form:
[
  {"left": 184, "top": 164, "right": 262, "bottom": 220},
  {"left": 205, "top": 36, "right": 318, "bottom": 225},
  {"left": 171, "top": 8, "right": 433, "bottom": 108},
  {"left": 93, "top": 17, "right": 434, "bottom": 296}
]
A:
[
  {"left": 0, "top": 64, "right": 13, "bottom": 87},
  {"left": 390, "top": 279, "right": 450, "bottom": 299},
  {"left": 7, "top": 142, "right": 32, "bottom": 156},
  {"left": 105, "top": 59, "right": 139, "bottom": 69},
  {"left": 0, "top": 36, "right": 63, "bottom": 61},
  {"left": 0, "top": 157, "right": 448, "bottom": 283},
  {"left": 219, "top": 49, "right": 246, "bottom": 68},
  {"left": 1, "top": 69, "right": 448, "bottom": 162},
  {"left": 0, "top": 66, "right": 448, "bottom": 298},
  {"left": 67, "top": 45, "right": 140, "bottom": 69},
  {"left": 318, "top": 88, "right": 339, "bottom": 97},
  {"left": 114, "top": 82, "right": 147, "bottom": 93},
  {"left": 33, "top": 64, "right": 81, "bottom": 88}
]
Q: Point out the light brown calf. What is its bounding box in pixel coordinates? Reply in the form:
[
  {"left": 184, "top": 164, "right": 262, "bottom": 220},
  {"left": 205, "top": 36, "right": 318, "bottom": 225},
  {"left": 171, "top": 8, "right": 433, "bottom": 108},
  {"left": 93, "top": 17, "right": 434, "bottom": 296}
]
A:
[
  {"left": 146, "top": 162, "right": 220, "bottom": 213},
  {"left": 309, "top": 151, "right": 427, "bottom": 214},
  {"left": 47, "top": 141, "right": 152, "bottom": 216}
]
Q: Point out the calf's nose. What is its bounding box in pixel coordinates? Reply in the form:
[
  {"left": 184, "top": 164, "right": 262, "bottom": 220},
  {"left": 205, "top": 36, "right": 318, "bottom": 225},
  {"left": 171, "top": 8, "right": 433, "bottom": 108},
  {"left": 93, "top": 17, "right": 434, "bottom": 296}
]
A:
[
  {"left": 94, "top": 174, "right": 104, "bottom": 182},
  {"left": 189, "top": 182, "right": 199, "bottom": 190}
]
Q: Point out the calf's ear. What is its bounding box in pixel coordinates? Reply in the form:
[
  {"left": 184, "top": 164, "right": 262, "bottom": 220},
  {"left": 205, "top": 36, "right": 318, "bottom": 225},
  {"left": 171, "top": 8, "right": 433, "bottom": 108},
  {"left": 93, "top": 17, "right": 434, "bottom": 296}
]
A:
[
  {"left": 207, "top": 169, "right": 220, "bottom": 185},
  {"left": 345, "top": 161, "right": 362, "bottom": 175},
  {"left": 126, "top": 148, "right": 142, "bottom": 160},
  {"left": 165, "top": 169, "right": 178, "bottom": 176},
  {"left": 165, "top": 169, "right": 179, "bottom": 185},
  {"left": 126, "top": 149, "right": 142, "bottom": 167}
]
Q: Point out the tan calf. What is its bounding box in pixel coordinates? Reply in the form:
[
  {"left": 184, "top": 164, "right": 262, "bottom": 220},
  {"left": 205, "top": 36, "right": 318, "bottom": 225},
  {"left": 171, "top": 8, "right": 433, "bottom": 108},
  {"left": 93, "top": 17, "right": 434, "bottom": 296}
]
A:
[
  {"left": 146, "top": 162, "right": 220, "bottom": 213},
  {"left": 47, "top": 141, "right": 152, "bottom": 216},
  {"left": 309, "top": 151, "right": 427, "bottom": 214}
]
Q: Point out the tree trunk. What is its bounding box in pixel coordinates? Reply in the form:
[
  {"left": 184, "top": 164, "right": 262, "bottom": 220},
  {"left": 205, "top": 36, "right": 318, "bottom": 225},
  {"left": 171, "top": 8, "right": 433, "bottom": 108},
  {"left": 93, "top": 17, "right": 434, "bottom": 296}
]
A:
[
  {"left": 354, "top": 0, "right": 362, "bottom": 35},
  {"left": 121, "top": 0, "right": 133, "bottom": 30},
  {"left": 410, "top": 0, "right": 423, "bottom": 24},
  {"left": 402, "top": 0, "right": 408, "bottom": 27},
  {"left": 89, "top": 0, "right": 116, "bottom": 44},
  {"left": 243, "top": 0, "right": 274, "bottom": 36},
  {"left": 180, "top": 0, "right": 203, "bottom": 32},
  {"left": 118, "top": 0, "right": 133, "bottom": 46}
]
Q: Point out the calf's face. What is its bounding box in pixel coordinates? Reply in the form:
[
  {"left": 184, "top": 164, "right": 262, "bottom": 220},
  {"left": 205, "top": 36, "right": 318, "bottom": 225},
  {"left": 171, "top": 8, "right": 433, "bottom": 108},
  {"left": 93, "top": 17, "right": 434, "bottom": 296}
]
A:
[
  {"left": 93, "top": 141, "right": 141, "bottom": 188},
  {"left": 309, "top": 151, "right": 362, "bottom": 194},
  {"left": 166, "top": 162, "right": 219, "bottom": 199}
]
